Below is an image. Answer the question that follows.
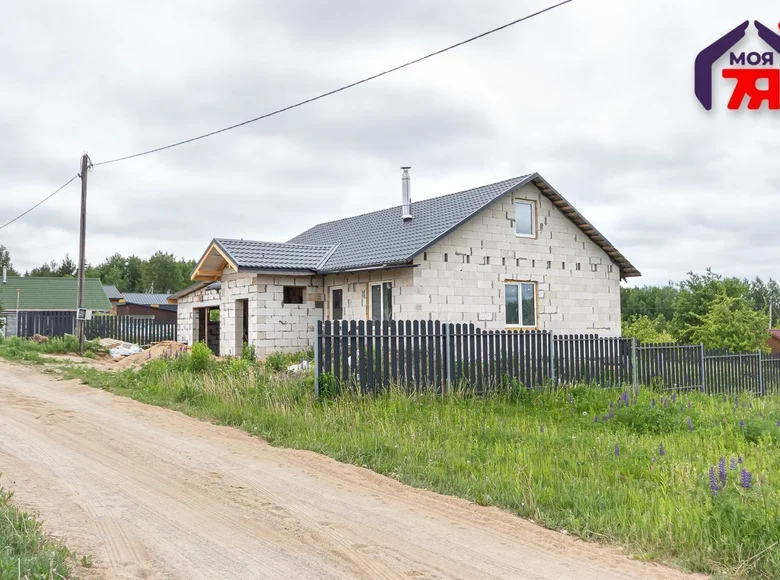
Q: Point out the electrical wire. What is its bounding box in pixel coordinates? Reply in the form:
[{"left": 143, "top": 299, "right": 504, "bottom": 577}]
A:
[
  {"left": 93, "top": 0, "right": 574, "bottom": 166},
  {"left": 0, "top": 174, "right": 80, "bottom": 232}
]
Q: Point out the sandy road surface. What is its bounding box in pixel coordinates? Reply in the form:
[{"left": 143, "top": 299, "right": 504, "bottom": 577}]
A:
[{"left": 0, "top": 361, "right": 702, "bottom": 579}]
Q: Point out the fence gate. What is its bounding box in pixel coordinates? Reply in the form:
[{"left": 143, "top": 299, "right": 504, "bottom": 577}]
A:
[
  {"left": 635, "top": 343, "right": 704, "bottom": 391},
  {"left": 17, "top": 311, "right": 76, "bottom": 338}
]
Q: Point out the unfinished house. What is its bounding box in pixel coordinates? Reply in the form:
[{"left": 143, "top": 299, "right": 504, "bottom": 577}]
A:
[{"left": 170, "top": 170, "right": 640, "bottom": 357}]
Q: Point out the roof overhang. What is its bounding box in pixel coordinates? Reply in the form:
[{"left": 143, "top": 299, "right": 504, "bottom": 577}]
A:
[
  {"left": 191, "top": 240, "right": 239, "bottom": 281},
  {"left": 528, "top": 174, "right": 640, "bottom": 278},
  {"left": 168, "top": 282, "right": 208, "bottom": 303}
]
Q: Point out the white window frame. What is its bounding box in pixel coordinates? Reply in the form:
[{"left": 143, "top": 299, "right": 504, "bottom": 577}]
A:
[
  {"left": 514, "top": 199, "right": 537, "bottom": 238},
  {"left": 330, "top": 286, "right": 345, "bottom": 321},
  {"left": 505, "top": 281, "right": 538, "bottom": 329},
  {"left": 369, "top": 281, "right": 393, "bottom": 322}
]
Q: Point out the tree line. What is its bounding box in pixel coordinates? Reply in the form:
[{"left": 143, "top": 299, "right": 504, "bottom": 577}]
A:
[
  {"left": 0, "top": 245, "right": 196, "bottom": 294},
  {"left": 621, "top": 269, "right": 775, "bottom": 352}
]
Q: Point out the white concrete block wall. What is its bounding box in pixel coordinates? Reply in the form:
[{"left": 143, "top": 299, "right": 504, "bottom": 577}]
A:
[
  {"left": 410, "top": 183, "right": 622, "bottom": 335},
  {"left": 219, "top": 272, "right": 324, "bottom": 358}
]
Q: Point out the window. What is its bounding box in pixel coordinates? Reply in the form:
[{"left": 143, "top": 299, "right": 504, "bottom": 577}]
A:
[
  {"left": 515, "top": 200, "right": 536, "bottom": 237},
  {"left": 370, "top": 282, "right": 393, "bottom": 321},
  {"left": 331, "top": 288, "right": 343, "bottom": 320},
  {"left": 505, "top": 282, "right": 537, "bottom": 327},
  {"left": 283, "top": 286, "right": 304, "bottom": 305}
]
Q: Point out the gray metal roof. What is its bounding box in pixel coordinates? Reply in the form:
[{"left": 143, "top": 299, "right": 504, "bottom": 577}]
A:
[
  {"left": 289, "top": 175, "right": 534, "bottom": 272},
  {"left": 213, "top": 239, "right": 337, "bottom": 271},
  {"left": 192, "top": 173, "right": 639, "bottom": 279},
  {"left": 121, "top": 293, "right": 172, "bottom": 306},
  {"left": 103, "top": 284, "right": 123, "bottom": 300}
]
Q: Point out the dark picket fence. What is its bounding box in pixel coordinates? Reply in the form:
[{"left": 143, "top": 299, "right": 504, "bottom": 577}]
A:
[
  {"left": 315, "top": 320, "right": 633, "bottom": 395},
  {"left": 17, "top": 311, "right": 76, "bottom": 338},
  {"left": 84, "top": 316, "right": 177, "bottom": 344},
  {"left": 635, "top": 343, "right": 704, "bottom": 391},
  {"left": 315, "top": 319, "right": 780, "bottom": 397}
]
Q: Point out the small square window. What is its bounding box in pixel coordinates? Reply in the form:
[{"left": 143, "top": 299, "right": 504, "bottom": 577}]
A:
[
  {"left": 515, "top": 200, "right": 536, "bottom": 237},
  {"left": 283, "top": 286, "right": 304, "bottom": 305}
]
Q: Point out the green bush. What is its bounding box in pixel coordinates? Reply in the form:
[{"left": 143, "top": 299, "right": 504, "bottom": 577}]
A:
[
  {"left": 189, "top": 341, "right": 212, "bottom": 372},
  {"left": 241, "top": 343, "right": 256, "bottom": 362},
  {"left": 265, "top": 352, "right": 288, "bottom": 372}
]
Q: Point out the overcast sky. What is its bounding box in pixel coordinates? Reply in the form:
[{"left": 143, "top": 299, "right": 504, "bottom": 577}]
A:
[{"left": 1, "top": 0, "right": 778, "bottom": 286}]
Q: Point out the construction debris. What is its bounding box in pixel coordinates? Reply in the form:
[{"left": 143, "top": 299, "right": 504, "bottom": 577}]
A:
[
  {"left": 287, "top": 359, "right": 311, "bottom": 373},
  {"left": 109, "top": 342, "right": 144, "bottom": 359},
  {"left": 114, "top": 341, "right": 190, "bottom": 369}
]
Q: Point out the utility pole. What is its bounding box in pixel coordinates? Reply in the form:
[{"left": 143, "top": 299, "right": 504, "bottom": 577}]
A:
[{"left": 76, "top": 153, "right": 90, "bottom": 353}]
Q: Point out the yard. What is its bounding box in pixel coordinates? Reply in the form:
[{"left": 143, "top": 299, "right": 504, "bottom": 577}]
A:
[{"left": 1, "top": 337, "right": 779, "bottom": 577}]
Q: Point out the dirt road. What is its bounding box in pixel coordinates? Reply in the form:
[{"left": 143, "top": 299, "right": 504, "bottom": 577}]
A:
[{"left": 0, "top": 361, "right": 701, "bottom": 580}]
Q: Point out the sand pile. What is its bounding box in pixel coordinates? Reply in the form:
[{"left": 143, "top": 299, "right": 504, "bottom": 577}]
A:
[{"left": 114, "top": 341, "right": 190, "bottom": 369}]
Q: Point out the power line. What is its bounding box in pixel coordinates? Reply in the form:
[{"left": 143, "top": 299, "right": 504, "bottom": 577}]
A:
[
  {"left": 93, "top": 0, "right": 574, "bottom": 166},
  {"left": 0, "top": 174, "right": 80, "bottom": 232}
]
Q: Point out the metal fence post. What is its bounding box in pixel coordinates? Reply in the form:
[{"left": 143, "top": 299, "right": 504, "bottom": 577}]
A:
[
  {"left": 314, "top": 320, "right": 321, "bottom": 398},
  {"left": 758, "top": 349, "right": 765, "bottom": 397},
  {"left": 699, "top": 343, "right": 706, "bottom": 394},
  {"left": 631, "top": 337, "right": 638, "bottom": 389},
  {"left": 444, "top": 323, "right": 452, "bottom": 395},
  {"left": 549, "top": 332, "right": 556, "bottom": 384}
]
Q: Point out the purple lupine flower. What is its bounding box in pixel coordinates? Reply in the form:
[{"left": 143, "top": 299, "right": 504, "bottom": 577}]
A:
[
  {"left": 672, "top": 393, "right": 677, "bottom": 404},
  {"left": 663, "top": 399, "right": 668, "bottom": 409},
  {"left": 738, "top": 456, "right": 743, "bottom": 464},
  {"left": 709, "top": 467, "right": 719, "bottom": 496},
  {"left": 740, "top": 419, "right": 745, "bottom": 429},
  {"left": 540, "top": 425, "right": 544, "bottom": 433},
  {"left": 687, "top": 401, "right": 691, "bottom": 409},
  {"left": 718, "top": 457, "right": 727, "bottom": 485},
  {"left": 687, "top": 417, "right": 694, "bottom": 432},
  {"left": 730, "top": 457, "right": 737, "bottom": 470},
  {"left": 617, "top": 400, "right": 622, "bottom": 410},
  {"left": 659, "top": 443, "right": 665, "bottom": 456},
  {"left": 776, "top": 420, "right": 780, "bottom": 428},
  {"left": 594, "top": 415, "right": 599, "bottom": 423},
  {"left": 740, "top": 468, "right": 752, "bottom": 489},
  {"left": 621, "top": 391, "right": 629, "bottom": 405},
  {"left": 614, "top": 444, "right": 620, "bottom": 456}
]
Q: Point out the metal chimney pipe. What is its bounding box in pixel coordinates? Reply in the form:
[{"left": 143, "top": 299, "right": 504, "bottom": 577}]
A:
[
  {"left": 401, "top": 167, "right": 412, "bottom": 221},
  {"left": 2, "top": 267, "right": 6, "bottom": 284}
]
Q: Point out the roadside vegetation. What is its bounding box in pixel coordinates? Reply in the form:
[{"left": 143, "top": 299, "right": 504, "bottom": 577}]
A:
[
  {"left": 26, "top": 341, "right": 774, "bottom": 578},
  {"left": 0, "top": 335, "right": 99, "bottom": 364},
  {"left": 0, "top": 479, "right": 70, "bottom": 579}
]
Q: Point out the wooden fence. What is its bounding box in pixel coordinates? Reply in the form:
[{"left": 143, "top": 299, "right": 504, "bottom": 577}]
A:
[
  {"left": 17, "top": 311, "right": 76, "bottom": 338},
  {"left": 315, "top": 319, "right": 780, "bottom": 397},
  {"left": 315, "top": 320, "right": 632, "bottom": 395},
  {"left": 84, "top": 316, "right": 177, "bottom": 344}
]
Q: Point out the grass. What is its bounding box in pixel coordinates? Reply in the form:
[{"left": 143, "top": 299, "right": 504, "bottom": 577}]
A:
[
  {"left": 0, "top": 335, "right": 99, "bottom": 364},
  {"left": 42, "top": 350, "right": 778, "bottom": 579},
  {"left": 0, "top": 480, "right": 70, "bottom": 579}
]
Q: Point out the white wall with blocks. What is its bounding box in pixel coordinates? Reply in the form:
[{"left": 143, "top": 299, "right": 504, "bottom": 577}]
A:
[
  {"left": 178, "top": 273, "right": 324, "bottom": 358},
  {"left": 407, "top": 182, "right": 621, "bottom": 334}
]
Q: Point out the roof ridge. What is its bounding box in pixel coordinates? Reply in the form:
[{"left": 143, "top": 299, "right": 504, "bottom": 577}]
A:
[
  {"left": 289, "top": 175, "right": 531, "bottom": 240},
  {"left": 215, "top": 238, "right": 335, "bottom": 249}
]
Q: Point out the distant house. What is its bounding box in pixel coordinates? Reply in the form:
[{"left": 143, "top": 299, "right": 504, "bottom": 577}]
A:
[
  {"left": 103, "top": 285, "right": 123, "bottom": 311},
  {"left": 116, "top": 293, "right": 177, "bottom": 323},
  {"left": 0, "top": 275, "right": 112, "bottom": 338},
  {"left": 169, "top": 171, "right": 639, "bottom": 357},
  {"left": 769, "top": 330, "right": 780, "bottom": 353}
]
